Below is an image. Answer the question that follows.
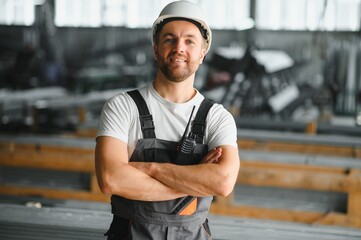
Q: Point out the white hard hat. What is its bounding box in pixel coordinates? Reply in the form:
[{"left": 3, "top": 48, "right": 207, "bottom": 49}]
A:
[{"left": 151, "top": 1, "right": 212, "bottom": 53}]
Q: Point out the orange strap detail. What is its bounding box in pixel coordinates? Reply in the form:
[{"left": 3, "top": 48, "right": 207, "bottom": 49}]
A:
[{"left": 179, "top": 198, "right": 197, "bottom": 216}]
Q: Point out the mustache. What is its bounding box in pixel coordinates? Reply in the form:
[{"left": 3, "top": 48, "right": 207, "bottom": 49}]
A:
[{"left": 168, "top": 52, "right": 188, "bottom": 60}]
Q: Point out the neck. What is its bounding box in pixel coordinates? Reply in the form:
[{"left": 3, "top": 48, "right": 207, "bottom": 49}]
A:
[{"left": 153, "top": 74, "right": 196, "bottom": 103}]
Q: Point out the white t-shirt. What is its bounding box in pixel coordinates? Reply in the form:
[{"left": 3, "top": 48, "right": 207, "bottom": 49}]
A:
[{"left": 97, "top": 83, "right": 237, "bottom": 158}]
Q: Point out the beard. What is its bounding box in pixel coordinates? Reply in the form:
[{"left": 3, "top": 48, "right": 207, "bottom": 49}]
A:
[{"left": 158, "top": 53, "right": 199, "bottom": 83}]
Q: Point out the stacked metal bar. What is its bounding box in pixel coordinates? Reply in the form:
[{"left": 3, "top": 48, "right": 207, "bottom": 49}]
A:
[
  {"left": 0, "top": 133, "right": 107, "bottom": 202},
  {"left": 239, "top": 149, "right": 361, "bottom": 169},
  {"left": 236, "top": 118, "right": 361, "bottom": 136},
  {"left": 1, "top": 203, "right": 361, "bottom": 240},
  {"left": 1, "top": 130, "right": 361, "bottom": 228},
  {"left": 237, "top": 128, "right": 361, "bottom": 148},
  {"left": 0, "top": 87, "right": 130, "bottom": 133},
  {"left": 216, "top": 128, "right": 361, "bottom": 229}
]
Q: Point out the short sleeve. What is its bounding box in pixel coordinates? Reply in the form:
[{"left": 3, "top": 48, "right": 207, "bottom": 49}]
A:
[
  {"left": 96, "top": 93, "right": 134, "bottom": 143},
  {"left": 206, "top": 104, "right": 238, "bottom": 149}
]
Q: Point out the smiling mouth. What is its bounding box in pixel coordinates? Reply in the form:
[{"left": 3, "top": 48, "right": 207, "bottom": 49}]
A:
[
  {"left": 169, "top": 54, "right": 187, "bottom": 63},
  {"left": 172, "top": 58, "right": 186, "bottom": 63}
]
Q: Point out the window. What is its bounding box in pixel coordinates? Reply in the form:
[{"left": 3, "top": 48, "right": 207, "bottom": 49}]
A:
[
  {"left": 55, "top": 0, "right": 102, "bottom": 27},
  {"left": 54, "top": 0, "right": 252, "bottom": 29},
  {"left": 256, "top": 0, "right": 361, "bottom": 31},
  {"left": 0, "top": 0, "right": 35, "bottom": 26},
  {"left": 2, "top": 0, "right": 358, "bottom": 31},
  {"left": 198, "top": 0, "right": 252, "bottom": 30}
]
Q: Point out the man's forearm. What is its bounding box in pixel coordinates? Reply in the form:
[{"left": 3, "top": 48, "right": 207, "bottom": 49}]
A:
[
  {"left": 130, "top": 146, "right": 239, "bottom": 197},
  {"left": 104, "top": 163, "right": 186, "bottom": 201},
  {"left": 95, "top": 136, "right": 186, "bottom": 201},
  {"left": 150, "top": 163, "right": 223, "bottom": 196}
]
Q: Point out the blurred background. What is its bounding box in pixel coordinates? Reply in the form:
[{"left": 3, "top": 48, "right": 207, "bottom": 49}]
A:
[
  {"left": 1, "top": 0, "right": 361, "bottom": 239},
  {"left": 0, "top": 0, "right": 361, "bottom": 134}
]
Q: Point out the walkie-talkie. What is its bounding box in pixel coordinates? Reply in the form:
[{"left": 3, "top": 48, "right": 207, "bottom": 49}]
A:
[
  {"left": 172, "top": 106, "right": 197, "bottom": 215},
  {"left": 177, "top": 106, "right": 196, "bottom": 164}
]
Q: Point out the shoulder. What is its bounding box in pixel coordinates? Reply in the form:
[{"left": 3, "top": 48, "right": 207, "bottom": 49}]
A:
[
  {"left": 194, "top": 92, "right": 233, "bottom": 123},
  {"left": 101, "top": 89, "right": 140, "bottom": 121},
  {"left": 105, "top": 86, "right": 149, "bottom": 110},
  {"left": 207, "top": 102, "right": 236, "bottom": 128},
  {"left": 209, "top": 102, "right": 229, "bottom": 114},
  {"left": 106, "top": 91, "right": 131, "bottom": 106},
  {"left": 205, "top": 99, "right": 232, "bottom": 118}
]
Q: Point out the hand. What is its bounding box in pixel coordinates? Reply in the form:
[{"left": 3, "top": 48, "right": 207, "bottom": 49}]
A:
[{"left": 201, "top": 147, "right": 222, "bottom": 164}]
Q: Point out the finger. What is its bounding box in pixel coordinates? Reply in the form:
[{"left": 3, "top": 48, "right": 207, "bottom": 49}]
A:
[
  {"left": 201, "top": 148, "right": 217, "bottom": 163},
  {"left": 202, "top": 149, "right": 221, "bottom": 163}
]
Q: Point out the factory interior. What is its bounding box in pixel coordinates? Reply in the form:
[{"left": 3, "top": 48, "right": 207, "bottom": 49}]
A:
[{"left": 1, "top": 0, "right": 361, "bottom": 239}]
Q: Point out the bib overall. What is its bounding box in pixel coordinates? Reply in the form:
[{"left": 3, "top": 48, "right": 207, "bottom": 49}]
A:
[{"left": 105, "top": 90, "right": 214, "bottom": 240}]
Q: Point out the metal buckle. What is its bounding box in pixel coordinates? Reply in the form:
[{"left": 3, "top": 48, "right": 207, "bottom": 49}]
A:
[{"left": 140, "top": 115, "right": 154, "bottom": 130}]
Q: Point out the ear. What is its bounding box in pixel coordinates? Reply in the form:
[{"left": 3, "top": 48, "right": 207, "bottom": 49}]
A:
[
  {"left": 153, "top": 44, "right": 159, "bottom": 61},
  {"left": 199, "top": 48, "right": 206, "bottom": 64}
]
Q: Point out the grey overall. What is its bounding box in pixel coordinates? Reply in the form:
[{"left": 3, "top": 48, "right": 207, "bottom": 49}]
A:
[{"left": 105, "top": 90, "right": 214, "bottom": 240}]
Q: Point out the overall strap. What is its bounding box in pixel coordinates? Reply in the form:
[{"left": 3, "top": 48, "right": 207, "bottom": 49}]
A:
[
  {"left": 172, "top": 98, "right": 213, "bottom": 216},
  {"left": 127, "top": 90, "right": 156, "bottom": 139},
  {"left": 191, "top": 98, "right": 214, "bottom": 144}
]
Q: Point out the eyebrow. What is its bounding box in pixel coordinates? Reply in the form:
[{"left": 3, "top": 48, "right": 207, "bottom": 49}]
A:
[{"left": 161, "top": 32, "right": 197, "bottom": 40}]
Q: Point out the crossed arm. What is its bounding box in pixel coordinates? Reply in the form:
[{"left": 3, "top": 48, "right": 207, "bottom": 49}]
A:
[{"left": 95, "top": 136, "right": 240, "bottom": 201}]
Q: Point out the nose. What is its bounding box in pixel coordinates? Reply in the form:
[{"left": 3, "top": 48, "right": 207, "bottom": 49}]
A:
[{"left": 173, "top": 39, "right": 185, "bottom": 53}]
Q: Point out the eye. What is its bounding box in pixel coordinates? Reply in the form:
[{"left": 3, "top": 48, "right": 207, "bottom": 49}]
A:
[
  {"left": 186, "top": 39, "right": 195, "bottom": 46},
  {"left": 163, "top": 38, "right": 175, "bottom": 44}
]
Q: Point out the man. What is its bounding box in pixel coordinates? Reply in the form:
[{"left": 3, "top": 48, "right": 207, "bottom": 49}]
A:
[{"left": 95, "top": 1, "right": 240, "bottom": 239}]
